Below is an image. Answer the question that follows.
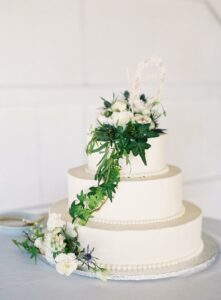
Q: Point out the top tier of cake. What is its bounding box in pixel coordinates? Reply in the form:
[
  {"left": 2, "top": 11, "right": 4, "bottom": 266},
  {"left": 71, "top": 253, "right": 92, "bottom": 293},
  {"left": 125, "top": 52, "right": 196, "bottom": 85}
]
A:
[{"left": 87, "top": 134, "right": 167, "bottom": 177}]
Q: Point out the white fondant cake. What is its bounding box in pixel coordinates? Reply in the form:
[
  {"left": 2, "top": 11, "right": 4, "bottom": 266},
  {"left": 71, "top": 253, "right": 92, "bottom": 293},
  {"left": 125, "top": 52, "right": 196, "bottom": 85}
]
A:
[{"left": 50, "top": 58, "right": 205, "bottom": 274}]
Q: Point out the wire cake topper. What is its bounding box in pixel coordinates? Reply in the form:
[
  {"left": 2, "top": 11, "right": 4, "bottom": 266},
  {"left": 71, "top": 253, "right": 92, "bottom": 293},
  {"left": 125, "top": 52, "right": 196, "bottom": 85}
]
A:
[{"left": 130, "top": 56, "right": 166, "bottom": 104}]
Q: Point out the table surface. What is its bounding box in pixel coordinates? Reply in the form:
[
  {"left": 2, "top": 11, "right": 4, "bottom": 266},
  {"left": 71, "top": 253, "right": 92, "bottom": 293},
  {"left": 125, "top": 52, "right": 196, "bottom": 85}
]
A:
[{"left": 1, "top": 215, "right": 221, "bottom": 300}]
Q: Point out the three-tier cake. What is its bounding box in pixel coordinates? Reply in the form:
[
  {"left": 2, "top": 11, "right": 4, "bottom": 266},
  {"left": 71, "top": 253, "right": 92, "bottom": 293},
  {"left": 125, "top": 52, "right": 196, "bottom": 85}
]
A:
[
  {"left": 15, "top": 57, "right": 218, "bottom": 280},
  {"left": 50, "top": 57, "right": 205, "bottom": 274}
]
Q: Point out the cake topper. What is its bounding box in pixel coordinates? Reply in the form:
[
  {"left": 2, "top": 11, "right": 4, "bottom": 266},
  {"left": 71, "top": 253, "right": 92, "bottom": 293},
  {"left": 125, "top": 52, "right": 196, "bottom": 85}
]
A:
[{"left": 130, "top": 56, "right": 166, "bottom": 104}]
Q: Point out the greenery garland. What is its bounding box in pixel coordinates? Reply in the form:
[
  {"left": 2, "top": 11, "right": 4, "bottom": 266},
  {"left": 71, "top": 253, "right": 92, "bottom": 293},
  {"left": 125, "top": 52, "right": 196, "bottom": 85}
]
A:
[{"left": 69, "top": 91, "right": 165, "bottom": 225}]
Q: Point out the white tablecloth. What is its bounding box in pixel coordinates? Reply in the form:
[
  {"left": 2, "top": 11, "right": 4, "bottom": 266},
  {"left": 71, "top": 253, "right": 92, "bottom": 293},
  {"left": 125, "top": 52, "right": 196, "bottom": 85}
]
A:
[{"left": 1, "top": 216, "right": 221, "bottom": 300}]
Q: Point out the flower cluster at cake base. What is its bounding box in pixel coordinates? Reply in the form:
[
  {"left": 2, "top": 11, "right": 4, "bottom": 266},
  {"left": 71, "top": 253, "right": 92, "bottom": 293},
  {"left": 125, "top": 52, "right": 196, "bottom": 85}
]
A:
[{"left": 13, "top": 213, "right": 108, "bottom": 280}]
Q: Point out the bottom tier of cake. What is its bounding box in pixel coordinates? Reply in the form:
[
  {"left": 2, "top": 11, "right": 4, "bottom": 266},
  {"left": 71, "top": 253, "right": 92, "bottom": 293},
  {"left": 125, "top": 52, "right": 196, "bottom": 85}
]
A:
[{"left": 50, "top": 200, "right": 203, "bottom": 272}]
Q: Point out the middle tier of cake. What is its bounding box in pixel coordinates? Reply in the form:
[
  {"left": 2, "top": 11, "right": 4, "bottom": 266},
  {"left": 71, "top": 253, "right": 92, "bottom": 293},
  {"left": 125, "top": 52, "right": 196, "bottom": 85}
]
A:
[{"left": 67, "top": 165, "right": 184, "bottom": 223}]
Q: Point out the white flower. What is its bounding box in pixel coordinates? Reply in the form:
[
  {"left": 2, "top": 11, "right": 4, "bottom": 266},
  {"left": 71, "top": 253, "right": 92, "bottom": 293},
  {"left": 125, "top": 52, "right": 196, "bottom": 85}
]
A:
[
  {"left": 132, "top": 101, "right": 150, "bottom": 115},
  {"left": 55, "top": 253, "right": 78, "bottom": 276},
  {"left": 43, "top": 231, "right": 66, "bottom": 265},
  {"left": 97, "top": 114, "right": 110, "bottom": 125},
  {"left": 47, "top": 213, "right": 66, "bottom": 232},
  {"left": 46, "top": 232, "right": 66, "bottom": 253},
  {"left": 133, "top": 114, "right": 152, "bottom": 124},
  {"left": 111, "top": 111, "right": 133, "bottom": 126},
  {"left": 34, "top": 237, "right": 45, "bottom": 254},
  {"left": 66, "top": 223, "right": 78, "bottom": 238},
  {"left": 111, "top": 100, "right": 127, "bottom": 112}
]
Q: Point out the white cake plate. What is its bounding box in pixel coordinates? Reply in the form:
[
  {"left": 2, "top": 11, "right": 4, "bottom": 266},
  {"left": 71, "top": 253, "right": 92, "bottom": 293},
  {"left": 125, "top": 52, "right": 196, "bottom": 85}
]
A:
[{"left": 40, "top": 233, "right": 219, "bottom": 281}]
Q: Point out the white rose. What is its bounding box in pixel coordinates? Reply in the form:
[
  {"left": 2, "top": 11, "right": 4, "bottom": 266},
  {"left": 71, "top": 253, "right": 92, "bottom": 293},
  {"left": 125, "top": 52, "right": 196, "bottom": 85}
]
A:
[
  {"left": 111, "top": 111, "right": 133, "bottom": 126},
  {"left": 34, "top": 237, "right": 45, "bottom": 254},
  {"left": 133, "top": 114, "right": 152, "bottom": 124},
  {"left": 111, "top": 100, "right": 127, "bottom": 112},
  {"left": 47, "top": 213, "right": 66, "bottom": 232},
  {"left": 55, "top": 253, "right": 78, "bottom": 276}
]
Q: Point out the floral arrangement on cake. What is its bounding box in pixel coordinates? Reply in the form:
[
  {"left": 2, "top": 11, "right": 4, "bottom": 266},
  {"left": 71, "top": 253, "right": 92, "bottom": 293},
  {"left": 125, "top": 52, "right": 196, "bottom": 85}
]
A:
[
  {"left": 14, "top": 57, "right": 166, "bottom": 280},
  {"left": 13, "top": 213, "right": 107, "bottom": 280},
  {"left": 69, "top": 56, "right": 166, "bottom": 225}
]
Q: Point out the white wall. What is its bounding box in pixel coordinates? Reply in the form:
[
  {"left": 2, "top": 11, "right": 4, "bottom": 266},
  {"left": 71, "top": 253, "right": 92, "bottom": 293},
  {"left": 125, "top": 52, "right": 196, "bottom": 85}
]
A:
[{"left": 0, "top": 0, "right": 221, "bottom": 219}]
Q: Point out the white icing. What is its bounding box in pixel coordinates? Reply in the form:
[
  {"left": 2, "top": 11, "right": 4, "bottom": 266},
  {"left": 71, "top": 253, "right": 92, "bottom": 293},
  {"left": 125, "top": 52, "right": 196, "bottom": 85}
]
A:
[
  {"left": 85, "top": 165, "right": 170, "bottom": 179},
  {"left": 87, "top": 134, "right": 167, "bottom": 177},
  {"left": 91, "top": 207, "right": 185, "bottom": 225},
  {"left": 67, "top": 165, "right": 183, "bottom": 223},
  {"left": 101, "top": 244, "right": 203, "bottom": 271}
]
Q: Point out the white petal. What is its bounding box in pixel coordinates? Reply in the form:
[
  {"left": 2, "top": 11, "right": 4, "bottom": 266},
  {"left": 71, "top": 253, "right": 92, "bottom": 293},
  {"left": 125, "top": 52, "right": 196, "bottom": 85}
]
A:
[
  {"left": 111, "top": 100, "right": 127, "bottom": 112},
  {"left": 66, "top": 253, "right": 77, "bottom": 260},
  {"left": 55, "top": 259, "right": 78, "bottom": 276},
  {"left": 55, "top": 253, "right": 67, "bottom": 263}
]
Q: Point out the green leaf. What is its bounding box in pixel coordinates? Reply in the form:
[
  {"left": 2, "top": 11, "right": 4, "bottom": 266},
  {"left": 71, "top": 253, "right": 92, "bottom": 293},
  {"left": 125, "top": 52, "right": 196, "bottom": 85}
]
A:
[
  {"left": 100, "top": 97, "right": 112, "bottom": 108},
  {"left": 13, "top": 238, "right": 39, "bottom": 262},
  {"left": 76, "top": 190, "right": 87, "bottom": 205},
  {"left": 104, "top": 110, "right": 113, "bottom": 117},
  {"left": 91, "top": 142, "right": 108, "bottom": 154},
  {"left": 129, "top": 140, "right": 151, "bottom": 165},
  {"left": 140, "top": 94, "right": 147, "bottom": 103}
]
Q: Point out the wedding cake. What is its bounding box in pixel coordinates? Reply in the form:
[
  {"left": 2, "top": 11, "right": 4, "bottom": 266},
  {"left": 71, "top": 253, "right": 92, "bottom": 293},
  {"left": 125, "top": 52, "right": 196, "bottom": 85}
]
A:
[
  {"left": 15, "top": 57, "right": 218, "bottom": 280},
  {"left": 51, "top": 57, "right": 203, "bottom": 272}
]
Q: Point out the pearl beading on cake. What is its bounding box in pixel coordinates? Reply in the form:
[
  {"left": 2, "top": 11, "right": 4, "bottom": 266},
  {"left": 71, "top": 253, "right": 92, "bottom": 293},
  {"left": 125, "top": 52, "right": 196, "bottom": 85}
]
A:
[
  {"left": 85, "top": 165, "right": 169, "bottom": 179},
  {"left": 99, "top": 244, "right": 204, "bottom": 272},
  {"left": 121, "top": 166, "right": 169, "bottom": 179},
  {"left": 91, "top": 207, "right": 185, "bottom": 225}
]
